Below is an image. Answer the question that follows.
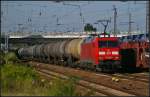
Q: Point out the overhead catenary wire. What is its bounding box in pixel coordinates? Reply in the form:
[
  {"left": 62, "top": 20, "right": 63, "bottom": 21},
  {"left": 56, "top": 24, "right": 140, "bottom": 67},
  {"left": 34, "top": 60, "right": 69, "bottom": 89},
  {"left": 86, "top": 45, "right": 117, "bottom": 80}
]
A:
[{"left": 1, "top": 1, "right": 147, "bottom": 33}]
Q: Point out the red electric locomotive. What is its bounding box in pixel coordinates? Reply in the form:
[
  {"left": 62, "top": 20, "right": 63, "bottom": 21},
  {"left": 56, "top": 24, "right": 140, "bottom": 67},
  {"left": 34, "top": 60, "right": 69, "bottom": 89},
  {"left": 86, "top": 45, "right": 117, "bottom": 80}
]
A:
[{"left": 80, "top": 33, "right": 121, "bottom": 72}]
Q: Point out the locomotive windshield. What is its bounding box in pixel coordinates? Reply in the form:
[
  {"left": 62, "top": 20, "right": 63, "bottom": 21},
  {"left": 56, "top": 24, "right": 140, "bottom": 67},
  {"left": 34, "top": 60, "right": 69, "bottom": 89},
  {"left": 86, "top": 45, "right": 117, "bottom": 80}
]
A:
[{"left": 99, "top": 41, "right": 118, "bottom": 48}]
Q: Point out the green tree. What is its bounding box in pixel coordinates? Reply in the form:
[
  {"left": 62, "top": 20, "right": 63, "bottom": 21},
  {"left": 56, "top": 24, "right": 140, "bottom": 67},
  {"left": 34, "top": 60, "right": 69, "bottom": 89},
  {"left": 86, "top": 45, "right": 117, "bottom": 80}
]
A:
[
  {"left": 93, "top": 27, "right": 97, "bottom": 32},
  {"left": 84, "top": 23, "right": 97, "bottom": 32}
]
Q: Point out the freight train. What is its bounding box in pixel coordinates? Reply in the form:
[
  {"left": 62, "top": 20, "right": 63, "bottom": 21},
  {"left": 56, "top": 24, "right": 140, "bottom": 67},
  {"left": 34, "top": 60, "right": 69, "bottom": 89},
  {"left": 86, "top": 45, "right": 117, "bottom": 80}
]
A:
[{"left": 17, "top": 33, "right": 149, "bottom": 73}]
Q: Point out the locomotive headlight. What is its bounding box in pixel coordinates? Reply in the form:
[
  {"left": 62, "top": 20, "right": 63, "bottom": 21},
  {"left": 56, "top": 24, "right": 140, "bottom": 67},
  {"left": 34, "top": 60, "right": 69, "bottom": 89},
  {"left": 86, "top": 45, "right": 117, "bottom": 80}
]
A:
[
  {"left": 112, "top": 51, "right": 119, "bottom": 55},
  {"left": 99, "top": 51, "right": 105, "bottom": 55},
  {"left": 99, "top": 57, "right": 103, "bottom": 60}
]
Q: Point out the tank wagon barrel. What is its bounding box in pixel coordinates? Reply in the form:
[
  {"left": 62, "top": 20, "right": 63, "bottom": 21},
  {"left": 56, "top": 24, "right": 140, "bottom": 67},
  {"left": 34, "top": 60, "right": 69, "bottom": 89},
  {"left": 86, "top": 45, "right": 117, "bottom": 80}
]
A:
[
  {"left": 65, "top": 39, "right": 83, "bottom": 59},
  {"left": 18, "top": 45, "right": 36, "bottom": 60},
  {"left": 17, "top": 39, "right": 83, "bottom": 63}
]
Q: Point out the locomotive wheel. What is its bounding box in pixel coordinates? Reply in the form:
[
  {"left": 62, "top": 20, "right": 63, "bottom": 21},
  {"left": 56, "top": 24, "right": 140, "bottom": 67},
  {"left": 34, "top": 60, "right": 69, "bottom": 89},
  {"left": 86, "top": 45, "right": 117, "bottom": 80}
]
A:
[
  {"left": 95, "top": 65, "right": 102, "bottom": 72},
  {"left": 102, "top": 64, "right": 115, "bottom": 73},
  {"left": 101, "top": 65, "right": 107, "bottom": 73},
  {"left": 108, "top": 65, "right": 115, "bottom": 73},
  {"left": 110, "top": 64, "right": 115, "bottom": 73},
  {"left": 89, "top": 64, "right": 95, "bottom": 71},
  {"left": 78, "top": 61, "right": 84, "bottom": 69},
  {"left": 95, "top": 65, "right": 111, "bottom": 73}
]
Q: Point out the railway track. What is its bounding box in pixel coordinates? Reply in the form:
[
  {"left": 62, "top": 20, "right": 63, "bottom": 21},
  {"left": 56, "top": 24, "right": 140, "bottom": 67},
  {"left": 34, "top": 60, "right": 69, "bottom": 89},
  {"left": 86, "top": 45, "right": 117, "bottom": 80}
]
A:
[
  {"left": 28, "top": 61, "right": 149, "bottom": 96},
  {"left": 36, "top": 70, "right": 107, "bottom": 96},
  {"left": 75, "top": 68, "right": 149, "bottom": 83},
  {"left": 129, "top": 73, "right": 149, "bottom": 79},
  {"left": 111, "top": 73, "right": 149, "bottom": 83},
  {"left": 37, "top": 68, "right": 135, "bottom": 96}
]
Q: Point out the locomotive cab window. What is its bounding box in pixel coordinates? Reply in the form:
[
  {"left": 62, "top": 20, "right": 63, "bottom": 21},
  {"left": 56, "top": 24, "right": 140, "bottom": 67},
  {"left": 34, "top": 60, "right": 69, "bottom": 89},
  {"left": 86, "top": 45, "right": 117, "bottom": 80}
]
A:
[{"left": 99, "top": 41, "right": 118, "bottom": 48}]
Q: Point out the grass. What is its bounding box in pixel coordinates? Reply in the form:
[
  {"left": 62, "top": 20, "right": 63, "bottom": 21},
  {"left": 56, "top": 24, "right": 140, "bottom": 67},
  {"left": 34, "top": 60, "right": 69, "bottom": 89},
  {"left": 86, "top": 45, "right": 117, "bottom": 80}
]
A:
[{"left": 1, "top": 52, "right": 94, "bottom": 96}]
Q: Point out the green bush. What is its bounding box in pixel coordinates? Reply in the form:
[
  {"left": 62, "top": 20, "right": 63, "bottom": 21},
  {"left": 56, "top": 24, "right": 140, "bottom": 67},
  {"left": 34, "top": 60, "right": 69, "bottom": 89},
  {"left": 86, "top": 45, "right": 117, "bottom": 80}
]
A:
[
  {"left": 48, "top": 78, "right": 78, "bottom": 96},
  {"left": 0, "top": 51, "right": 6, "bottom": 65},
  {"left": 1, "top": 63, "right": 80, "bottom": 96},
  {"left": 1, "top": 63, "right": 39, "bottom": 95},
  {"left": 3, "top": 52, "right": 18, "bottom": 64},
  {"left": 1, "top": 52, "right": 93, "bottom": 96}
]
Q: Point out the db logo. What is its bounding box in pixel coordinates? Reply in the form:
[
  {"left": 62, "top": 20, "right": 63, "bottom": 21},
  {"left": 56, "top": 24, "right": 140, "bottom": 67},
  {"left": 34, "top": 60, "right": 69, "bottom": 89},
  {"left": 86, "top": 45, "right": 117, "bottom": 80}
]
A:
[
  {"left": 107, "top": 51, "right": 111, "bottom": 54},
  {"left": 107, "top": 49, "right": 111, "bottom": 54}
]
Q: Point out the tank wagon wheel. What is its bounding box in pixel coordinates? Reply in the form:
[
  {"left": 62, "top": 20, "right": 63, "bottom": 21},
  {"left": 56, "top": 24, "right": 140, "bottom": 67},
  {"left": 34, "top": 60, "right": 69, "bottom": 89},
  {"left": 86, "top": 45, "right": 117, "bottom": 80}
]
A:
[
  {"left": 77, "top": 61, "right": 86, "bottom": 70},
  {"left": 60, "top": 56, "right": 67, "bottom": 66},
  {"left": 83, "top": 62, "right": 93, "bottom": 71},
  {"left": 39, "top": 57, "right": 43, "bottom": 62},
  {"left": 49, "top": 56, "right": 55, "bottom": 64},
  {"left": 47, "top": 56, "right": 51, "bottom": 64},
  {"left": 88, "top": 63, "right": 96, "bottom": 70},
  {"left": 63, "top": 61, "right": 67, "bottom": 66},
  {"left": 63, "top": 58, "right": 68, "bottom": 66},
  {"left": 39, "top": 57, "right": 42, "bottom": 62},
  {"left": 67, "top": 56, "right": 71, "bottom": 66},
  {"left": 61, "top": 57, "right": 67, "bottom": 66},
  {"left": 59, "top": 57, "right": 64, "bottom": 66},
  {"left": 67, "top": 56, "right": 76, "bottom": 68},
  {"left": 41, "top": 56, "right": 45, "bottom": 63},
  {"left": 54, "top": 57, "right": 58, "bottom": 65},
  {"left": 58, "top": 58, "right": 63, "bottom": 65},
  {"left": 44, "top": 57, "right": 48, "bottom": 63}
]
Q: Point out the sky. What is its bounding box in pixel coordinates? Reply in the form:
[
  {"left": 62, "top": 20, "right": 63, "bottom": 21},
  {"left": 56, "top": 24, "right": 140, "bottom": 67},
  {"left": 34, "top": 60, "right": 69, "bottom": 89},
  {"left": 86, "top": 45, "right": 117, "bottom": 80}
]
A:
[{"left": 1, "top": 1, "right": 147, "bottom": 33}]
